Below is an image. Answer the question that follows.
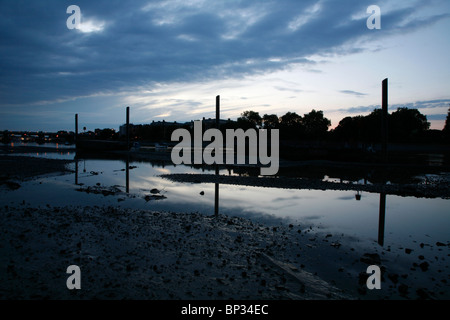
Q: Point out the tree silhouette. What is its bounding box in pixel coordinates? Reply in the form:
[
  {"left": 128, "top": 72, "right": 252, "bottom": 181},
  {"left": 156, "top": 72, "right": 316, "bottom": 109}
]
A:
[
  {"left": 332, "top": 107, "right": 430, "bottom": 143},
  {"left": 279, "top": 112, "right": 303, "bottom": 140},
  {"left": 364, "top": 109, "right": 385, "bottom": 142},
  {"left": 443, "top": 106, "right": 450, "bottom": 142},
  {"left": 302, "top": 109, "right": 331, "bottom": 139},
  {"left": 262, "top": 114, "right": 279, "bottom": 129},
  {"left": 333, "top": 115, "right": 365, "bottom": 141},
  {"left": 389, "top": 107, "right": 429, "bottom": 142},
  {"left": 237, "top": 110, "right": 262, "bottom": 129},
  {"left": 279, "top": 112, "right": 302, "bottom": 127}
]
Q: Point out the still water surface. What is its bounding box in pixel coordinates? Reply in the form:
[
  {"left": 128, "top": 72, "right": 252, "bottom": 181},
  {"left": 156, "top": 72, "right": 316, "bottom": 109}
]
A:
[{"left": 2, "top": 149, "right": 449, "bottom": 254}]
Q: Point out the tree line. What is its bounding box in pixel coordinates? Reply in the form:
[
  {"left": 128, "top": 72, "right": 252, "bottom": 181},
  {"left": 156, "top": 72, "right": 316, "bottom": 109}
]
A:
[{"left": 229, "top": 107, "right": 450, "bottom": 144}]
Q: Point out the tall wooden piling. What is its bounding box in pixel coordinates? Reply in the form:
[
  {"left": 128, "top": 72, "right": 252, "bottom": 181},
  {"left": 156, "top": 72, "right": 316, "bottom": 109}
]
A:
[
  {"left": 215, "top": 96, "right": 220, "bottom": 174},
  {"left": 75, "top": 114, "right": 78, "bottom": 144},
  {"left": 216, "top": 95, "right": 220, "bottom": 130},
  {"left": 381, "top": 78, "right": 388, "bottom": 160},
  {"left": 215, "top": 95, "right": 220, "bottom": 216}
]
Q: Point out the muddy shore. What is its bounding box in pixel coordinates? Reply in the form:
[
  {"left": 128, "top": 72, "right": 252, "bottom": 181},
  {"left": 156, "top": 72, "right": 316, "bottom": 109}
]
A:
[
  {"left": 0, "top": 204, "right": 359, "bottom": 300},
  {"left": 2, "top": 202, "right": 448, "bottom": 300}
]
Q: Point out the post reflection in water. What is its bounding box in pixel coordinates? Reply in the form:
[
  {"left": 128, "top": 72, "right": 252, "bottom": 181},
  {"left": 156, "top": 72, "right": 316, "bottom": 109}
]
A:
[
  {"left": 75, "top": 158, "right": 78, "bottom": 185},
  {"left": 214, "top": 164, "right": 219, "bottom": 216},
  {"left": 126, "top": 156, "right": 130, "bottom": 194},
  {"left": 356, "top": 188, "right": 387, "bottom": 246},
  {"left": 378, "top": 192, "right": 386, "bottom": 246},
  {"left": 215, "top": 182, "right": 219, "bottom": 216}
]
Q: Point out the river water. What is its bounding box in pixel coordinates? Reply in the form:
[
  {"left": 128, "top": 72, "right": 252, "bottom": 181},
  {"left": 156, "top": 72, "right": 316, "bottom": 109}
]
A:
[{"left": 2, "top": 145, "right": 449, "bottom": 249}]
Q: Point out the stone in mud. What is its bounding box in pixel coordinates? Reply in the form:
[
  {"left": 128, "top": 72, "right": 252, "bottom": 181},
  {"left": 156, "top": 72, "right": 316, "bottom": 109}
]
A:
[
  {"left": 358, "top": 272, "right": 368, "bottom": 286},
  {"left": 101, "top": 189, "right": 115, "bottom": 196},
  {"left": 4, "top": 181, "right": 21, "bottom": 190},
  {"left": 144, "top": 194, "right": 167, "bottom": 201},
  {"left": 398, "top": 284, "right": 409, "bottom": 296},
  {"left": 416, "top": 288, "right": 432, "bottom": 300},
  {"left": 360, "top": 253, "right": 381, "bottom": 265},
  {"left": 419, "top": 261, "right": 429, "bottom": 272},
  {"left": 387, "top": 273, "right": 399, "bottom": 284},
  {"left": 330, "top": 242, "right": 341, "bottom": 248}
]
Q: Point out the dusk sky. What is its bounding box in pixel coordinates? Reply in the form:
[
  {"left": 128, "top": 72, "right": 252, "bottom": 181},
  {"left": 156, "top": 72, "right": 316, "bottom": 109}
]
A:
[{"left": 1, "top": 0, "right": 449, "bottom": 132}]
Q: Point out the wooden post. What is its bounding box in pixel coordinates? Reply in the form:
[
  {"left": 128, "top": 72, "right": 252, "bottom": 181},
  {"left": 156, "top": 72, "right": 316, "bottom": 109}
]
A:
[
  {"left": 215, "top": 95, "right": 220, "bottom": 175},
  {"left": 381, "top": 78, "right": 388, "bottom": 160},
  {"left": 75, "top": 114, "right": 78, "bottom": 144},
  {"left": 215, "top": 95, "right": 220, "bottom": 216},
  {"left": 216, "top": 95, "right": 220, "bottom": 129},
  {"left": 379, "top": 78, "right": 388, "bottom": 242}
]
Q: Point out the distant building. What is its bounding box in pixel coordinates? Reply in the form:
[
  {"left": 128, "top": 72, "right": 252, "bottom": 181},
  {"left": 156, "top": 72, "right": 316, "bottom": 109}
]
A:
[
  {"left": 149, "top": 120, "right": 182, "bottom": 128},
  {"left": 119, "top": 123, "right": 140, "bottom": 137},
  {"left": 189, "top": 117, "right": 231, "bottom": 130}
]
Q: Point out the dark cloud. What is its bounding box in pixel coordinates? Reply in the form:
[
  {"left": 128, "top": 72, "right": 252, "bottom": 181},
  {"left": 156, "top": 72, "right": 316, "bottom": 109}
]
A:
[
  {"left": 1, "top": 0, "right": 449, "bottom": 131},
  {"left": 339, "top": 90, "right": 368, "bottom": 97},
  {"left": 336, "top": 105, "right": 379, "bottom": 114},
  {"left": 391, "top": 99, "right": 450, "bottom": 110}
]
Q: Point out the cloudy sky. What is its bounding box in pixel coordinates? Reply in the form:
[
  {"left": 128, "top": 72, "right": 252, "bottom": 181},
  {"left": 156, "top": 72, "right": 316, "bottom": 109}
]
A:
[{"left": 1, "top": 0, "right": 449, "bottom": 132}]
